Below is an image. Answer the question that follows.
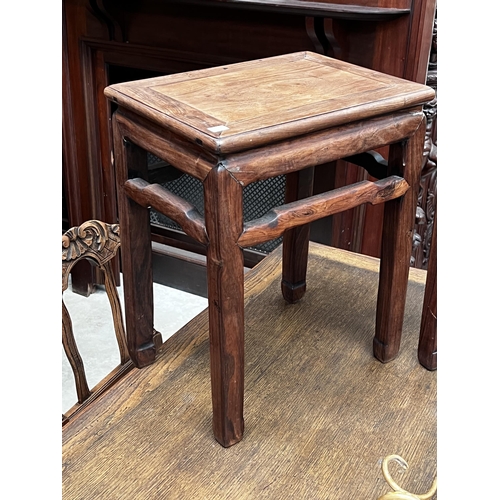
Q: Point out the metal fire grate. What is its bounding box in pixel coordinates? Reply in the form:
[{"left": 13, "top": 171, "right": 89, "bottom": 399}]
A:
[{"left": 148, "top": 154, "right": 285, "bottom": 253}]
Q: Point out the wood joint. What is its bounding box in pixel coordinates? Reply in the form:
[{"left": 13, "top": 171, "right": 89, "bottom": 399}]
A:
[
  {"left": 124, "top": 178, "right": 208, "bottom": 245},
  {"left": 344, "top": 151, "right": 388, "bottom": 179}
]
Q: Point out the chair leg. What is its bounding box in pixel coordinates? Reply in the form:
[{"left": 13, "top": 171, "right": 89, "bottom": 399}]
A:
[
  {"left": 418, "top": 210, "right": 437, "bottom": 370},
  {"left": 204, "top": 165, "right": 245, "bottom": 447},
  {"left": 281, "top": 167, "right": 315, "bottom": 304},
  {"left": 374, "top": 120, "right": 426, "bottom": 363},
  {"left": 112, "top": 114, "right": 156, "bottom": 368}
]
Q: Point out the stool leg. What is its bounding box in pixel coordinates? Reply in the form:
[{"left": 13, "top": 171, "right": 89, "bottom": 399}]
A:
[
  {"left": 204, "top": 165, "right": 245, "bottom": 447},
  {"left": 281, "top": 167, "right": 315, "bottom": 303},
  {"left": 418, "top": 209, "right": 437, "bottom": 370},
  {"left": 112, "top": 115, "right": 156, "bottom": 368},
  {"left": 374, "top": 120, "right": 426, "bottom": 363}
]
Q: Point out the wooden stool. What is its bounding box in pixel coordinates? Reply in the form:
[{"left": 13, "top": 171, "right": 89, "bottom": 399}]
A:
[{"left": 105, "top": 52, "right": 434, "bottom": 447}]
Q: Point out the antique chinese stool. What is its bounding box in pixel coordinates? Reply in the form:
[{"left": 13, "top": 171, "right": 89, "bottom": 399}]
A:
[{"left": 104, "top": 52, "right": 435, "bottom": 447}]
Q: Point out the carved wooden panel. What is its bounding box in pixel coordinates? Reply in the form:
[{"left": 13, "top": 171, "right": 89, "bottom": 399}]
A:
[{"left": 412, "top": 10, "right": 437, "bottom": 269}]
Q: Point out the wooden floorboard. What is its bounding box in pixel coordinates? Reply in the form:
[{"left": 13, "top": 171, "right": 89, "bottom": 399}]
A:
[{"left": 62, "top": 242, "right": 436, "bottom": 499}]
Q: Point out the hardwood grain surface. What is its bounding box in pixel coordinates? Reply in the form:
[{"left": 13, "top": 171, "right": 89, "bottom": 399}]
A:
[
  {"left": 62, "top": 243, "right": 435, "bottom": 499},
  {"left": 104, "top": 52, "right": 434, "bottom": 154},
  {"left": 224, "top": 110, "right": 423, "bottom": 185},
  {"left": 238, "top": 176, "right": 409, "bottom": 247}
]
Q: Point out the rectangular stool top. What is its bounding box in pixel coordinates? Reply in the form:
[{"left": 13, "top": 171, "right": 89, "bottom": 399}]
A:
[{"left": 105, "top": 51, "right": 434, "bottom": 154}]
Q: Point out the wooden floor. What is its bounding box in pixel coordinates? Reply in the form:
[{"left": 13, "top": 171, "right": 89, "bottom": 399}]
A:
[{"left": 62, "top": 242, "right": 436, "bottom": 499}]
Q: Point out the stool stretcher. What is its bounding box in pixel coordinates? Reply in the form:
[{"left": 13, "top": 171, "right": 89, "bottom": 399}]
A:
[
  {"left": 238, "top": 176, "right": 409, "bottom": 247},
  {"left": 124, "top": 178, "right": 208, "bottom": 245}
]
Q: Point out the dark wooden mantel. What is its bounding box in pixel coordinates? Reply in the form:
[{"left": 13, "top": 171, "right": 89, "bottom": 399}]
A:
[
  {"left": 162, "top": 0, "right": 411, "bottom": 19},
  {"left": 62, "top": 0, "right": 437, "bottom": 295}
]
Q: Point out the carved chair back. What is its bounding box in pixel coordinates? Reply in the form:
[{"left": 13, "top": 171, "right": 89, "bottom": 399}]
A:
[{"left": 62, "top": 220, "right": 131, "bottom": 425}]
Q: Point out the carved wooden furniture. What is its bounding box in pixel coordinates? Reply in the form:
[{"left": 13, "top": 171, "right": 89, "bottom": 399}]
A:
[
  {"left": 63, "top": 0, "right": 437, "bottom": 296},
  {"left": 63, "top": 242, "right": 437, "bottom": 498},
  {"left": 105, "top": 52, "right": 434, "bottom": 447},
  {"left": 62, "top": 220, "right": 133, "bottom": 424}
]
